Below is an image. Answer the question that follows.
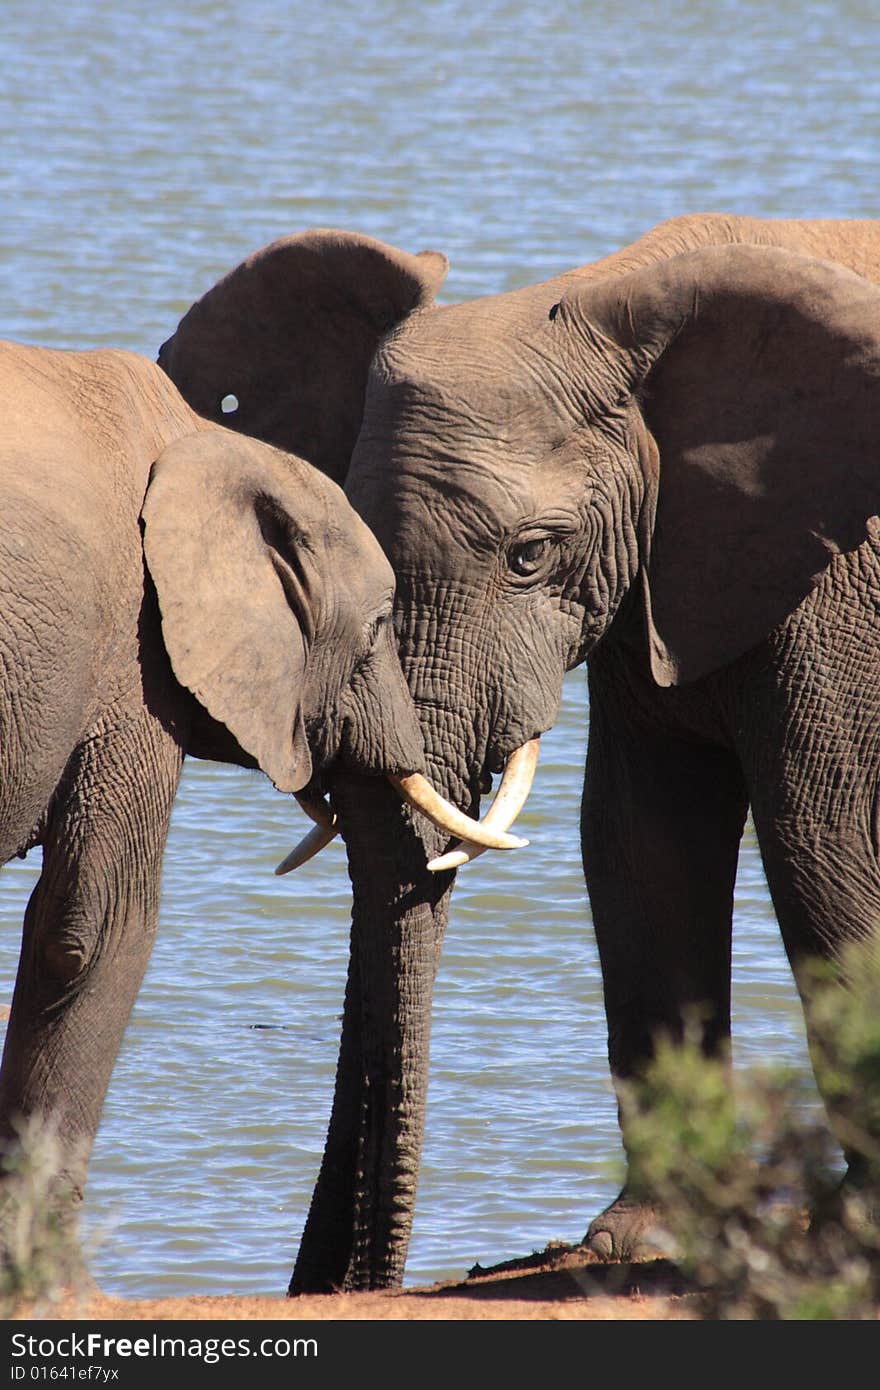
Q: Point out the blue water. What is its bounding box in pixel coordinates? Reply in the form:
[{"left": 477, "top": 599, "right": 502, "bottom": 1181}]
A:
[{"left": 0, "top": 0, "right": 867, "bottom": 1294}]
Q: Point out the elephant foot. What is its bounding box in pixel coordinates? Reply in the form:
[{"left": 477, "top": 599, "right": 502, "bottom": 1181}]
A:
[{"left": 583, "top": 1189, "right": 675, "bottom": 1261}]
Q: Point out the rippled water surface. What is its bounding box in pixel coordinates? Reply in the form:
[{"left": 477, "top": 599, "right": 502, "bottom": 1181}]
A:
[{"left": 0, "top": 0, "right": 874, "bottom": 1294}]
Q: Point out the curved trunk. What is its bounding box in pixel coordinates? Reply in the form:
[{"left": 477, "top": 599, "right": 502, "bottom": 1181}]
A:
[{"left": 289, "top": 770, "right": 453, "bottom": 1293}]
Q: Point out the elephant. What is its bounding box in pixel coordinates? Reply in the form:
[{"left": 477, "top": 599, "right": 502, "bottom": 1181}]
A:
[
  {"left": 158, "top": 213, "right": 880, "bottom": 1290},
  {"left": 0, "top": 335, "right": 516, "bottom": 1253}
]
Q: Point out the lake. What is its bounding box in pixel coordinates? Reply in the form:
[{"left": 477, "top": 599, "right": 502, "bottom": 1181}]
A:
[{"left": 0, "top": 0, "right": 871, "bottom": 1294}]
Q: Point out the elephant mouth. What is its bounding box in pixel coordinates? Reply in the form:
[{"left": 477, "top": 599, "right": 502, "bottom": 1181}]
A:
[{"left": 273, "top": 741, "right": 540, "bottom": 876}]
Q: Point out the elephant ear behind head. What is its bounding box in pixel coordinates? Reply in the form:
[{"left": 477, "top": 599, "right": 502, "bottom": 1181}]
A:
[
  {"left": 555, "top": 244, "right": 880, "bottom": 686},
  {"left": 142, "top": 431, "right": 342, "bottom": 794},
  {"left": 158, "top": 230, "right": 449, "bottom": 484}
]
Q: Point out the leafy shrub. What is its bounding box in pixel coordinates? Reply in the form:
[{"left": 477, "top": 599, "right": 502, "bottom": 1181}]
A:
[
  {"left": 619, "top": 939, "right": 880, "bottom": 1319},
  {"left": 0, "top": 1115, "right": 85, "bottom": 1315}
]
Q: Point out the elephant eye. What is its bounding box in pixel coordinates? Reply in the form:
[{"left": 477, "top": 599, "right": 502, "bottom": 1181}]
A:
[
  {"left": 220, "top": 393, "right": 239, "bottom": 415},
  {"left": 508, "top": 536, "right": 551, "bottom": 577}
]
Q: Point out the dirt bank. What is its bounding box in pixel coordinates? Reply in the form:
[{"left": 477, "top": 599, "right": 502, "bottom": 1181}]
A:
[{"left": 14, "top": 1245, "right": 698, "bottom": 1321}]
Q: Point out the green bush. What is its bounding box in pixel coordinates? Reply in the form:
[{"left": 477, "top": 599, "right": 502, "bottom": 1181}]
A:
[
  {"left": 619, "top": 939, "right": 880, "bottom": 1319},
  {"left": 0, "top": 1115, "right": 85, "bottom": 1316}
]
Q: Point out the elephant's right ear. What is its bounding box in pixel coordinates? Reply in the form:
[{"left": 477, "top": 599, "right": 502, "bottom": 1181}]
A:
[
  {"left": 142, "top": 430, "right": 331, "bottom": 794},
  {"left": 158, "top": 230, "right": 449, "bottom": 485}
]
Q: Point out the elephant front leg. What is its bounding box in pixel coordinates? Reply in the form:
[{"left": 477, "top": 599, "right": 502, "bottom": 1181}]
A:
[
  {"left": 581, "top": 657, "right": 748, "bottom": 1259},
  {"left": 0, "top": 709, "right": 183, "bottom": 1258}
]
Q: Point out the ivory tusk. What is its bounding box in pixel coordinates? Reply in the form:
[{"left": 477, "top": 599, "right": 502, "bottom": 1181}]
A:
[
  {"left": 276, "top": 795, "right": 339, "bottom": 874},
  {"left": 427, "top": 738, "right": 540, "bottom": 872},
  {"left": 275, "top": 822, "right": 338, "bottom": 874},
  {"left": 390, "top": 772, "right": 529, "bottom": 851},
  {"left": 295, "top": 792, "right": 337, "bottom": 831},
  {"left": 277, "top": 754, "right": 534, "bottom": 878}
]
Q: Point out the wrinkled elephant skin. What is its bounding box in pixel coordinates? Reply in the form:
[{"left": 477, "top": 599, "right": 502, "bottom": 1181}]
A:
[{"left": 160, "top": 214, "right": 880, "bottom": 1284}]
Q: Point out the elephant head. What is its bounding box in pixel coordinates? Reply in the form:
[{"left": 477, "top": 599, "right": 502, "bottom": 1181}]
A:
[
  {"left": 143, "top": 428, "right": 418, "bottom": 795},
  {"left": 159, "top": 231, "right": 880, "bottom": 1291},
  {"left": 141, "top": 427, "right": 521, "bottom": 860},
  {"left": 349, "top": 242, "right": 880, "bottom": 784}
]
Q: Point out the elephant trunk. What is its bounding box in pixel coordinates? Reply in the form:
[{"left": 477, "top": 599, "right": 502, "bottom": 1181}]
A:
[
  {"left": 291, "top": 630, "right": 512, "bottom": 1293},
  {"left": 289, "top": 769, "right": 453, "bottom": 1293}
]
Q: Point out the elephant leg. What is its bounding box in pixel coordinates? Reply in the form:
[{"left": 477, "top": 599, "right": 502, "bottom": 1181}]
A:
[
  {"left": 0, "top": 705, "right": 183, "bottom": 1237},
  {"left": 737, "top": 623, "right": 880, "bottom": 1210},
  {"left": 581, "top": 656, "right": 749, "bottom": 1258}
]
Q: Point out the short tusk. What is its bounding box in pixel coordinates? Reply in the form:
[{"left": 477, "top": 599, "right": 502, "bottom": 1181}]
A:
[
  {"left": 276, "top": 796, "right": 339, "bottom": 874},
  {"left": 427, "top": 738, "right": 540, "bottom": 872},
  {"left": 390, "top": 772, "right": 529, "bottom": 851},
  {"left": 295, "top": 792, "right": 337, "bottom": 831},
  {"left": 275, "top": 823, "right": 338, "bottom": 874}
]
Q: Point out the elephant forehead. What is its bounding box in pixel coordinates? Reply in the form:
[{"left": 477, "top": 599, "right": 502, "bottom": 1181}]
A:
[
  {"left": 374, "top": 294, "right": 573, "bottom": 425},
  {"left": 350, "top": 404, "right": 585, "bottom": 573},
  {"left": 373, "top": 351, "right": 566, "bottom": 437},
  {"left": 354, "top": 370, "right": 571, "bottom": 506},
  {"left": 390, "top": 466, "right": 531, "bottom": 555},
  {"left": 352, "top": 320, "right": 587, "bottom": 564}
]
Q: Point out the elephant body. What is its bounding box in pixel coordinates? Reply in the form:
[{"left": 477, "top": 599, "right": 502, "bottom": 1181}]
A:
[
  {"left": 0, "top": 337, "right": 427, "bottom": 1229},
  {"left": 160, "top": 213, "right": 880, "bottom": 1287}
]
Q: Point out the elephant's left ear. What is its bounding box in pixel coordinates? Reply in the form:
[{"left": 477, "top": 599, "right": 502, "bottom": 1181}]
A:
[
  {"left": 142, "top": 430, "right": 327, "bottom": 792},
  {"left": 554, "top": 245, "right": 880, "bottom": 685}
]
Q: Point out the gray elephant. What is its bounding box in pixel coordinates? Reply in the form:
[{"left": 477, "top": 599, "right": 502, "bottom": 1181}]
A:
[
  {"left": 0, "top": 337, "right": 515, "bottom": 1250},
  {"left": 158, "top": 213, "right": 880, "bottom": 1290}
]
